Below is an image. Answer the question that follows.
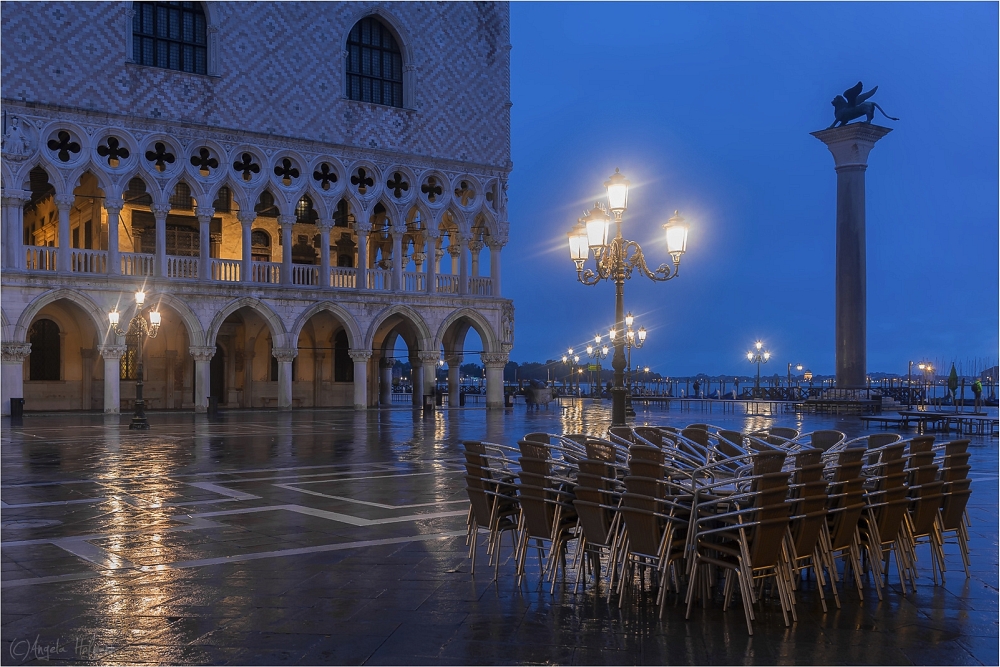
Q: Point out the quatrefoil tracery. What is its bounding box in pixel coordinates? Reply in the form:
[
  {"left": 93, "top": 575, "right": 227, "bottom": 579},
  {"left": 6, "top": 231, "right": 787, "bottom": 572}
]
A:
[
  {"left": 421, "top": 176, "right": 443, "bottom": 203},
  {"left": 351, "top": 167, "right": 374, "bottom": 195},
  {"left": 145, "top": 142, "right": 175, "bottom": 172},
  {"left": 190, "top": 147, "right": 219, "bottom": 176},
  {"left": 386, "top": 172, "right": 409, "bottom": 199},
  {"left": 47, "top": 130, "right": 81, "bottom": 162},
  {"left": 313, "top": 163, "right": 338, "bottom": 191},
  {"left": 96, "top": 136, "right": 130, "bottom": 168},
  {"left": 233, "top": 152, "right": 261, "bottom": 181},
  {"left": 274, "top": 158, "right": 299, "bottom": 186},
  {"left": 454, "top": 180, "right": 475, "bottom": 207}
]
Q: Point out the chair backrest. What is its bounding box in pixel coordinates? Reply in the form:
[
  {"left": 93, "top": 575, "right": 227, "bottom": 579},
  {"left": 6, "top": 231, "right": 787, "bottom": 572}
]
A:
[
  {"left": 908, "top": 479, "right": 944, "bottom": 535},
  {"left": 752, "top": 449, "right": 787, "bottom": 475},
  {"left": 618, "top": 505, "right": 665, "bottom": 558},
  {"left": 518, "top": 456, "right": 550, "bottom": 477},
  {"left": 573, "top": 498, "right": 614, "bottom": 546},
  {"left": 578, "top": 459, "right": 614, "bottom": 479},
  {"left": 907, "top": 435, "right": 935, "bottom": 454},
  {"left": 518, "top": 439, "right": 549, "bottom": 460},
  {"left": 629, "top": 444, "right": 665, "bottom": 463},
  {"left": 585, "top": 439, "right": 617, "bottom": 462},
  {"left": 681, "top": 428, "right": 710, "bottom": 448},
  {"left": 717, "top": 430, "right": 746, "bottom": 457},
  {"left": 517, "top": 484, "right": 557, "bottom": 539},
  {"left": 827, "top": 499, "right": 866, "bottom": 550},
  {"left": 870, "top": 488, "right": 910, "bottom": 546},
  {"left": 941, "top": 464, "right": 971, "bottom": 483},
  {"left": 609, "top": 426, "right": 635, "bottom": 443},
  {"left": 624, "top": 475, "right": 662, "bottom": 499},
  {"left": 523, "top": 432, "right": 551, "bottom": 444},
  {"left": 629, "top": 459, "right": 664, "bottom": 481},
  {"left": 747, "top": 512, "right": 791, "bottom": 568},
  {"left": 811, "top": 430, "right": 846, "bottom": 451},
  {"left": 867, "top": 433, "right": 901, "bottom": 449},
  {"left": 465, "top": 474, "right": 510, "bottom": 529},
  {"left": 943, "top": 439, "right": 970, "bottom": 456},
  {"left": 789, "top": 506, "right": 828, "bottom": 560},
  {"left": 769, "top": 427, "right": 800, "bottom": 440},
  {"left": 634, "top": 426, "right": 668, "bottom": 448},
  {"left": 939, "top": 479, "right": 972, "bottom": 531}
]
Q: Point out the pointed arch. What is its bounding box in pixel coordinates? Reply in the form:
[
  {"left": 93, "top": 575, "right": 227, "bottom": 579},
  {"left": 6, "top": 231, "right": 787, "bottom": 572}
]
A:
[
  {"left": 206, "top": 297, "right": 287, "bottom": 348},
  {"left": 144, "top": 291, "right": 206, "bottom": 347},
  {"left": 14, "top": 288, "right": 109, "bottom": 344},
  {"left": 436, "top": 307, "right": 500, "bottom": 355},
  {"left": 364, "top": 304, "right": 433, "bottom": 352},
  {"left": 289, "top": 302, "right": 363, "bottom": 349}
]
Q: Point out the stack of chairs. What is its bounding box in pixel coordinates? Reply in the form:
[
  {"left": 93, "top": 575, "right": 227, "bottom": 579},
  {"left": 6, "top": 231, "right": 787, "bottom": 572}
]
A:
[
  {"left": 856, "top": 438, "right": 912, "bottom": 597},
  {"left": 784, "top": 447, "right": 838, "bottom": 612},
  {"left": 819, "top": 447, "right": 869, "bottom": 601},
  {"left": 902, "top": 436, "right": 946, "bottom": 585},
  {"left": 934, "top": 439, "right": 972, "bottom": 579},
  {"left": 572, "top": 437, "right": 627, "bottom": 595},
  {"left": 461, "top": 440, "right": 522, "bottom": 579}
]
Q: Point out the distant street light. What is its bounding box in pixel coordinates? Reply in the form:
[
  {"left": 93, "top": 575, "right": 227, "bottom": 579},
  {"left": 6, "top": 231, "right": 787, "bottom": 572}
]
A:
[
  {"left": 787, "top": 362, "right": 803, "bottom": 399},
  {"left": 586, "top": 334, "right": 610, "bottom": 400},
  {"left": 907, "top": 360, "right": 932, "bottom": 409},
  {"left": 567, "top": 169, "right": 689, "bottom": 426},
  {"left": 747, "top": 340, "right": 770, "bottom": 398}
]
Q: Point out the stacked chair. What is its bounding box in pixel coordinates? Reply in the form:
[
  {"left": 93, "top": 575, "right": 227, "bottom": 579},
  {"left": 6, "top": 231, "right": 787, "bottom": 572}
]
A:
[{"left": 459, "top": 422, "right": 975, "bottom": 636}]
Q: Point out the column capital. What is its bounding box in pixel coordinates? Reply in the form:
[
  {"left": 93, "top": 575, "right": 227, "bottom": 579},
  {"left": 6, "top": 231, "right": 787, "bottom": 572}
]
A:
[
  {"left": 272, "top": 347, "right": 298, "bottom": 362},
  {"left": 237, "top": 209, "right": 257, "bottom": 225},
  {"left": 1, "top": 189, "right": 31, "bottom": 206},
  {"left": 468, "top": 239, "right": 484, "bottom": 253},
  {"left": 811, "top": 123, "right": 892, "bottom": 169},
  {"left": 485, "top": 236, "right": 503, "bottom": 250},
  {"left": 188, "top": 345, "right": 216, "bottom": 362},
  {"left": 53, "top": 193, "right": 76, "bottom": 210},
  {"left": 317, "top": 219, "right": 334, "bottom": 232},
  {"left": 277, "top": 214, "right": 296, "bottom": 228},
  {"left": 480, "top": 352, "right": 509, "bottom": 369},
  {"left": 356, "top": 220, "right": 373, "bottom": 233},
  {"left": 444, "top": 353, "right": 463, "bottom": 365},
  {"left": 150, "top": 203, "right": 171, "bottom": 218},
  {"left": 195, "top": 206, "right": 215, "bottom": 220},
  {"left": 348, "top": 349, "right": 372, "bottom": 362},
  {"left": 417, "top": 351, "right": 441, "bottom": 364},
  {"left": 104, "top": 198, "right": 124, "bottom": 213},
  {"left": 98, "top": 344, "right": 127, "bottom": 360},
  {"left": 1, "top": 342, "right": 31, "bottom": 362}
]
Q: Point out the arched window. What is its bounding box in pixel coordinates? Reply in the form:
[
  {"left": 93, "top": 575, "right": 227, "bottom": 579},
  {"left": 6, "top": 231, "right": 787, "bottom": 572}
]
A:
[
  {"left": 133, "top": 1, "right": 208, "bottom": 75},
  {"left": 295, "top": 196, "right": 318, "bottom": 225},
  {"left": 213, "top": 186, "right": 231, "bottom": 212},
  {"left": 170, "top": 182, "right": 193, "bottom": 209},
  {"left": 28, "top": 319, "right": 60, "bottom": 381},
  {"left": 125, "top": 177, "right": 153, "bottom": 206},
  {"left": 254, "top": 191, "right": 279, "bottom": 218},
  {"left": 251, "top": 229, "right": 271, "bottom": 262},
  {"left": 346, "top": 17, "right": 403, "bottom": 108}
]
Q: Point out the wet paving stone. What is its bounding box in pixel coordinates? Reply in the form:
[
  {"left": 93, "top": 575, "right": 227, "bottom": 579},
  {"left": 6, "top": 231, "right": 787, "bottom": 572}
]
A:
[{"left": 2, "top": 405, "right": 997, "bottom": 664}]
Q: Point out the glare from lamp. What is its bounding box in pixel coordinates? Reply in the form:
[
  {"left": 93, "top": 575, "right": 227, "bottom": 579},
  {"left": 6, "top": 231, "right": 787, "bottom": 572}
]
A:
[
  {"left": 109, "top": 310, "right": 120, "bottom": 326},
  {"left": 149, "top": 310, "right": 161, "bottom": 326},
  {"left": 135, "top": 290, "right": 145, "bottom": 306}
]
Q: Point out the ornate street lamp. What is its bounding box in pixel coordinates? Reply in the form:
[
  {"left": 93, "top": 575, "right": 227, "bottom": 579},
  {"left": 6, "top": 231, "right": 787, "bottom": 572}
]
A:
[
  {"left": 562, "top": 348, "right": 581, "bottom": 396},
  {"left": 586, "top": 334, "right": 610, "bottom": 400},
  {"left": 746, "top": 340, "right": 770, "bottom": 399},
  {"left": 787, "top": 362, "right": 803, "bottom": 399},
  {"left": 109, "top": 290, "right": 160, "bottom": 430},
  {"left": 568, "top": 169, "right": 689, "bottom": 427}
]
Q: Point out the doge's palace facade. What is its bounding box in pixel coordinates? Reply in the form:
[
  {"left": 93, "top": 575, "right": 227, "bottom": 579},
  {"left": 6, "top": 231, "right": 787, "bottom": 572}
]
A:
[{"left": 0, "top": 1, "right": 513, "bottom": 414}]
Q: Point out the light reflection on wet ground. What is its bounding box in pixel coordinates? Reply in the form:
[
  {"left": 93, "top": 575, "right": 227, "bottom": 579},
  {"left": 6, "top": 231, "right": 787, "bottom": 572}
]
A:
[{"left": 1, "top": 402, "right": 997, "bottom": 665}]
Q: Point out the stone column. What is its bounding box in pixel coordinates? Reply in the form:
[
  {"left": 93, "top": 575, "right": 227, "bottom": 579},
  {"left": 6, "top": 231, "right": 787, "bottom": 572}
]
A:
[
  {"left": 1, "top": 342, "right": 30, "bottom": 415},
  {"left": 408, "top": 355, "right": 423, "bottom": 406},
  {"left": 318, "top": 220, "right": 332, "bottom": 288},
  {"left": 238, "top": 210, "right": 255, "bottom": 282},
  {"left": 151, "top": 204, "right": 170, "bottom": 277},
  {"left": 391, "top": 226, "right": 404, "bottom": 290},
  {"left": 355, "top": 222, "right": 370, "bottom": 289},
  {"left": 417, "top": 351, "right": 440, "bottom": 403},
  {"left": 458, "top": 240, "right": 469, "bottom": 295},
  {"left": 481, "top": 352, "right": 509, "bottom": 409},
  {"left": 812, "top": 123, "right": 892, "bottom": 387},
  {"left": 272, "top": 347, "right": 297, "bottom": 411},
  {"left": 469, "top": 240, "right": 483, "bottom": 277},
  {"left": 189, "top": 345, "right": 215, "bottom": 413},
  {"left": 446, "top": 354, "right": 462, "bottom": 407},
  {"left": 99, "top": 344, "right": 126, "bottom": 414},
  {"left": 2, "top": 190, "right": 30, "bottom": 269},
  {"left": 426, "top": 236, "right": 439, "bottom": 294},
  {"left": 349, "top": 350, "right": 370, "bottom": 410},
  {"left": 196, "top": 206, "right": 214, "bottom": 281},
  {"left": 488, "top": 239, "right": 502, "bottom": 296},
  {"left": 105, "top": 200, "right": 122, "bottom": 275},
  {"left": 379, "top": 356, "right": 393, "bottom": 405},
  {"left": 278, "top": 214, "right": 295, "bottom": 285},
  {"left": 54, "top": 194, "right": 75, "bottom": 272}
]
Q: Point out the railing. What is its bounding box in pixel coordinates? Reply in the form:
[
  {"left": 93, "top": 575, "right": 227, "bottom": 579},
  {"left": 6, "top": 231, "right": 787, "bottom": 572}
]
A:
[
  {"left": 330, "top": 267, "right": 357, "bottom": 288},
  {"left": 436, "top": 274, "right": 459, "bottom": 294},
  {"left": 24, "top": 246, "right": 57, "bottom": 271},
  {"left": 211, "top": 258, "right": 241, "bottom": 282},
  {"left": 403, "top": 271, "right": 425, "bottom": 292},
  {"left": 469, "top": 276, "right": 493, "bottom": 296},
  {"left": 166, "top": 256, "right": 198, "bottom": 279},
  {"left": 70, "top": 249, "right": 107, "bottom": 274},
  {"left": 367, "top": 269, "right": 390, "bottom": 290},
  {"left": 121, "top": 252, "right": 154, "bottom": 276},
  {"left": 292, "top": 264, "right": 319, "bottom": 286},
  {"left": 251, "top": 261, "right": 281, "bottom": 284}
]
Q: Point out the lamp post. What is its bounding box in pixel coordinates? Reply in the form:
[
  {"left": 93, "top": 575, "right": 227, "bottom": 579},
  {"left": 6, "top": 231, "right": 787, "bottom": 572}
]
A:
[
  {"left": 787, "top": 362, "right": 803, "bottom": 400},
  {"left": 567, "top": 169, "right": 689, "bottom": 427},
  {"left": 746, "top": 340, "right": 770, "bottom": 398},
  {"left": 562, "top": 348, "right": 581, "bottom": 396},
  {"left": 109, "top": 290, "right": 160, "bottom": 430},
  {"left": 803, "top": 369, "right": 813, "bottom": 397},
  {"left": 907, "top": 360, "right": 932, "bottom": 409},
  {"left": 586, "top": 334, "right": 610, "bottom": 400}
]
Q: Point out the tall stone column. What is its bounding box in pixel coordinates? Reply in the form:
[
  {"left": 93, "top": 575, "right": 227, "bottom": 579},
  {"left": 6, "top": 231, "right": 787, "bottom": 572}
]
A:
[
  {"left": 812, "top": 124, "right": 892, "bottom": 387},
  {"left": 379, "top": 356, "right": 393, "bottom": 405},
  {"left": 481, "top": 352, "right": 509, "bottom": 409},
  {"left": 409, "top": 355, "right": 423, "bottom": 406},
  {"left": 151, "top": 204, "right": 170, "bottom": 277},
  {"left": 54, "top": 194, "right": 75, "bottom": 272},
  {"left": 238, "top": 210, "right": 256, "bottom": 282},
  {"left": 488, "top": 239, "right": 502, "bottom": 296},
  {"left": 318, "top": 220, "right": 332, "bottom": 288},
  {"left": 105, "top": 200, "right": 122, "bottom": 275},
  {"left": 277, "top": 215, "right": 294, "bottom": 285},
  {"left": 425, "top": 235, "right": 439, "bottom": 294},
  {"left": 189, "top": 345, "right": 215, "bottom": 413},
  {"left": 99, "top": 344, "right": 126, "bottom": 414},
  {"left": 446, "top": 354, "right": 462, "bottom": 407},
  {"left": 273, "top": 347, "right": 297, "bottom": 411},
  {"left": 417, "top": 351, "right": 440, "bottom": 402},
  {"left": 469, "top": 240, "right": 483, "bottom": 277},
  {"left": 2, "top": 190, "right": 30, "bottom": 269},
  {"left": 349, "top": 350, "right": 370, "bottom": 410},
  {"left": 1, "top": 342, "right": 30, "bottom": 415},
  {"left": 391, "top": 226, "right": 404, "bottom": 290},
  {"left": 355, "top": 222, "right": 370, "bottom": 289},
  {"left": 196, "top": 206, "right": 214, "bottom": 280}
]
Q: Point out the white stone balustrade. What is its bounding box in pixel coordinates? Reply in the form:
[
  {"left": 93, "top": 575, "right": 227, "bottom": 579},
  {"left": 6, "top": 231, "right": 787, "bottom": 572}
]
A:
[
  {"left": 367, "top": 269, "right": 390, "bottom": 290},
  {"left": 121, "top": 252, "right": 154, "bottom": 276},
  {"left": 292, "top": 264, "right": 319, "bottom": 286},
  {"left": 436, "top": 274, "right": 459, "bottom": 294},
  {"left": 251, "top": 261, "right": 281, "bottom": 284},
  {"left": 211, "top": 258, "right": 241, "bottom": 282},
  {"left": 70, "top": 249, "right": 107, "bottom": 274},
  {"left": 403, "top": 271, "right": 425, "bottom": 292},
  {"left": 166, "top": 256, "right": 199, "bottom": 279},
  {"left": 330, "top": 267, "right": 357, "bottom": 288},
  {"left": 469, "top": 276, "right": 493, "bottom": 296},
  {"left": 24, "top": 246, "right": 57, "bottom": 271}
]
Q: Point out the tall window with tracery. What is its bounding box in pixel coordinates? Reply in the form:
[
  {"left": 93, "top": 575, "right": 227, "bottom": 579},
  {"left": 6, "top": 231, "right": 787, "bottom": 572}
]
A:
[
  {"left": 346, "top": 17, "right": 403, "bottom": 108},
  {"left": 133, "top": 1, "right": 208, "bottom": 75}
]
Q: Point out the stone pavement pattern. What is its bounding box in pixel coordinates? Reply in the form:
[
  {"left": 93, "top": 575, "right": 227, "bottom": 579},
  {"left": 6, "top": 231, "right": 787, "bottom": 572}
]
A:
[{"left": 2, "top": 404, "right": 997, "bottom": 665}]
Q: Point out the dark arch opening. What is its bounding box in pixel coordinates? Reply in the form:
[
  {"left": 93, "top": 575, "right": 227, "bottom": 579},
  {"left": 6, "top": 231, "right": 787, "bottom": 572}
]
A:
[{"left": 28, "top": 318, "right": 60, "bottom": 381}]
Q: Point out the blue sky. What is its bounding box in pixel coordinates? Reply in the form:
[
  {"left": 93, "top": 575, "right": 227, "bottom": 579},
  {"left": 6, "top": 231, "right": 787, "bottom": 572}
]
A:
[{"left": 501, "top": 1, "right": 999, "bottom": 377}]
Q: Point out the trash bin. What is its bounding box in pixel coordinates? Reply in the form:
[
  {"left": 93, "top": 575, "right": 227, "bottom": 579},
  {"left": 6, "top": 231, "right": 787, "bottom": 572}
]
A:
[
  {"left": 207, "top": 396, "right": 219, "bottom": 416},
  {"left": 504, "top": 392, "right": 514, "bottom": 408},
  {"left": 10, "top": 398, "right": 24, "bottom": 423}
]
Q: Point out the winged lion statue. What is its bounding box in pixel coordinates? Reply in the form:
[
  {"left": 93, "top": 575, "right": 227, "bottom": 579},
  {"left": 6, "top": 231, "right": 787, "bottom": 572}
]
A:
[{"left": 828, "top": 82, "right": 899, "bottom": 128}]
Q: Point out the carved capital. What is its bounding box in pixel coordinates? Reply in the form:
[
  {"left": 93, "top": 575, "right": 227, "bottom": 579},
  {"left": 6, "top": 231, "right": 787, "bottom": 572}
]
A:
[
  {"left": 236, "top": 210, "right": 257, "bottom": 225},
  {"left": 54, "top": 194, "right": 76, "bottom": 210},
  {"left": 195, "top": 206, "right": 215, "bottom": 221},
  {"left": 480, "top": 352, "right": 509, "bottom": 369},
  {"left": 104, "top": 199, "right": 124, "bottom": 213},
  {"left": 98, "top": 344, "right": 127, "bottom": 360},
  {"left": 468, "top": 240, "right": 484, "bottom": 253},
  {"left": 317, "top": 219, "right": 334, "bottom": 232},
  {"left": 1, "top": 189, "right": 31, "bottom": 207},
  {"left": 277, "top": 214, "right": 296, "bottom": 228},
  {"left": 444, "top": 353, "right": 463, "bottom": 365},
  {"left": 417, "top": 351, "right": 441, "bottom": 364},
  {"left": 348, "top": 349, "right": 372, "bottom": 363},
  {"left": 811, "top": 124, "right": 893, "bottom": 169},
  {"left": 1, "top": 342, "right": 31, "bottom": 363},
  {"left": 272, "top": 347, "right": 298, "bottom": 362},
  {"left": 411, "top": 252, "right": 426, "bottom": 264},
  {"left": 485, "top": 236, "right": 503, "bottom": 250},
  {"left": 188, "top": 345, "right": 216, "bottom": 362},
  {"left": 150, "top": 203, "right": 171, "bottom": 218}
]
